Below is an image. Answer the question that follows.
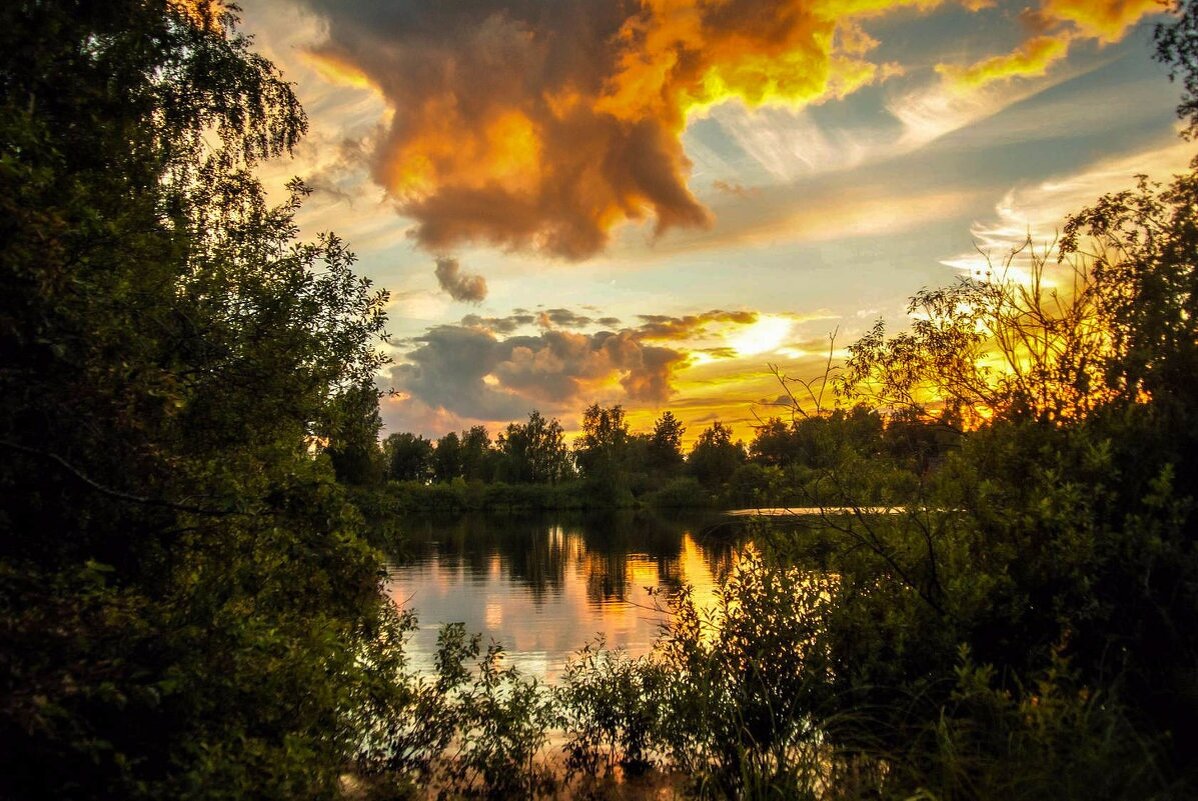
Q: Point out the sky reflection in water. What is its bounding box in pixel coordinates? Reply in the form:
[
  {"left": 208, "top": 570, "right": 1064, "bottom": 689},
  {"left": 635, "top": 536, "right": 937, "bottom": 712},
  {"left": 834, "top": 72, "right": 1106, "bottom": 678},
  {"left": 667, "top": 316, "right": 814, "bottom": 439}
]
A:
[{"left": 384, "top": 511, "right": 736, "bottom": 681}]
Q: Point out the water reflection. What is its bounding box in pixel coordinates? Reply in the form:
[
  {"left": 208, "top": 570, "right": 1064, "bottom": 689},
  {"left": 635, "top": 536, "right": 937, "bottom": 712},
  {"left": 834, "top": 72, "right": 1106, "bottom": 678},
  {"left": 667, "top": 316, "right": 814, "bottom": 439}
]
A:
[{"left": 384, "top": 510, "right": 735, "bottom": 680}]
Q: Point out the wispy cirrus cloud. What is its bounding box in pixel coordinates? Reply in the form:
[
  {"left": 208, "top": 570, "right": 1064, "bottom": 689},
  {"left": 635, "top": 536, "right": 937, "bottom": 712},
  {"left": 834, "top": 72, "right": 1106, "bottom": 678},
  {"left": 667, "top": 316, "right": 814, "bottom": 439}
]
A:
[{"left": 941, "top": 134, "right": 1193, "bottom": 281}]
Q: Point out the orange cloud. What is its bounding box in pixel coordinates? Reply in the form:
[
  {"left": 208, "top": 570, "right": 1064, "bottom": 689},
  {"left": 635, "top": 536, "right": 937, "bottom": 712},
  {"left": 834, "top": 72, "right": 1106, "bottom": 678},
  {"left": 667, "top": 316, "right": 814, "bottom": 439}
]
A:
[
  {"left": 299, "top": 50, "right": 376, "bottom": 91},
  {"left": 1038, "top": 0, "right": 1165, "bottom": 43},
  {"left": 299, "top": 0, "right": 972, "bottom": 260},
  {"left": 936, "top": 35, "right": 1070, "bottom": 89},
  {"left": 937, "top": 0, "right": 1164, "bottom": 91}
]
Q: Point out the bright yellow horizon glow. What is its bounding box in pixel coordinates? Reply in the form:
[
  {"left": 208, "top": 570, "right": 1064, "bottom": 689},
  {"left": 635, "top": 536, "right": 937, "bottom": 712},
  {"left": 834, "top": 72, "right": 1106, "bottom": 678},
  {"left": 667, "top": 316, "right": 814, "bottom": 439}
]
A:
[{"left": 727, "top": 314, "right": 792, "bottom": 356}]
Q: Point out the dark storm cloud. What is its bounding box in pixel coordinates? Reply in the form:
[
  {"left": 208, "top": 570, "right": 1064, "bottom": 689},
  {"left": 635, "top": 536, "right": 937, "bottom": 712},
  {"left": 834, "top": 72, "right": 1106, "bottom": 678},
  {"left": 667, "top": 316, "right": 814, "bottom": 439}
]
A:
[
  {"left": 434, "top": 256, "right": 488, "bottom": 302},
  {"left": 389, "top": 321, "right": 688, "bottom": 420}
]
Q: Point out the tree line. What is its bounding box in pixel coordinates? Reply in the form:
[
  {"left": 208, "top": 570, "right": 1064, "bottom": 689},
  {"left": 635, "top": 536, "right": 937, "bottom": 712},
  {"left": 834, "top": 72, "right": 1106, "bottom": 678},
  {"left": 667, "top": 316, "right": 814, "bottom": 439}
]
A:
[{"left": 345, "top": 402, "right": 956, "bottom": 510}]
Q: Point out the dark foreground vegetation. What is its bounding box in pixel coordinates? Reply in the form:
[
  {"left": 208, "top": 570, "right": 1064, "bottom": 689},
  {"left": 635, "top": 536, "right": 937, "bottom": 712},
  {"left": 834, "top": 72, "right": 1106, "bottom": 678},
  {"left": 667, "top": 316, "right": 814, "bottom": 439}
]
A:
[{"left": 5, "top": 2, "right": 1198, "bottom": 800}]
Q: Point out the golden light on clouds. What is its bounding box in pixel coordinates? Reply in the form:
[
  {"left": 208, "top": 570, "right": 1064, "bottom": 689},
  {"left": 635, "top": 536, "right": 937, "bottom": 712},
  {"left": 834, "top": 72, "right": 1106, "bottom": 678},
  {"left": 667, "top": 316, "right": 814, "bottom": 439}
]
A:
[
  {"left": 936, "top": 0, "right": 1163, "bottom": 90},
  {"left": 266, "top": 0, "right": 1178, "bottom": 442},
  {"left": 727, "top": 314, "right": 793, "bottom": 357},
  {"left": 1039, "top": 0, "right": 1165, "bottom": 43},
  {"left": 301, "top": 0, "right": 1013, "bottom": 260},
  {"left": 299, "top": 50, "right": 377, "bottom": 91},
  {"left": 937, "top": 35, "right": 1070, "bottom": 89}
]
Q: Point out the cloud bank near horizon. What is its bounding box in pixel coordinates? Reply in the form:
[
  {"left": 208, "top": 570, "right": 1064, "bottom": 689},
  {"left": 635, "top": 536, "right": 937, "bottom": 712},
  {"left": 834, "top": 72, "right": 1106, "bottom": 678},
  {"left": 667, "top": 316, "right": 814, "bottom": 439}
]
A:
[{"left": 380, "top": 306, "right": 841, "bottom": 435}]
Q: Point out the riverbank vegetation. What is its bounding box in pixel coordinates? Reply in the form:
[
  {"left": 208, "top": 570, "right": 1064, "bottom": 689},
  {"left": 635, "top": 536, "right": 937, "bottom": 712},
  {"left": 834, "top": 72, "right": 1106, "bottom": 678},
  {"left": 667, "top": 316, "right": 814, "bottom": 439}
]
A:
[{"left": 5, "top": 1, "right": 1198, "bottom": 800}]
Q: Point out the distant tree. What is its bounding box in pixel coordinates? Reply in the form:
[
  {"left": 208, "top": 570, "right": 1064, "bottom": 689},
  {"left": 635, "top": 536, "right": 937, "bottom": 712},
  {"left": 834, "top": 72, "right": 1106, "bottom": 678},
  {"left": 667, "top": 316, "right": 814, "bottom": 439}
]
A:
[
  {"left": 496, "top": 411, "right": 572, "bottom": 484},
  {"left": 880, "top": 406, "right": 954, "bottom": 471},
  {"left": 648, "top": 411, "right": 686, "bottom": 473},
  {"left": 574, "top": 403, "right": 633, "bottom": 504},
  {"left": 385, "top": 432, "right": 434, "bottom": 482},
  {"left": 433, "top": 431, "right": 463, "bottom": 482},
  {"left": 459, "top": 425, "right": 493, "bottom": 481},
  {"left": 749, "top": 418, "right": 793, "bottom": 468},
  {"left": 688, "top": 421, "right": 747, "bottom": 489},
  {"left": 574, "top": 403, "right": 630, "bottom": 478}
]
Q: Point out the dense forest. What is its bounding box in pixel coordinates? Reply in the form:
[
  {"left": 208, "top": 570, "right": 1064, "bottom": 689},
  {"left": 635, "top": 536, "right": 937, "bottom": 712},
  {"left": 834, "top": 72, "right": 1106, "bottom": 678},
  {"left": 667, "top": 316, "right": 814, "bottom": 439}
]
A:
[{"left": 5, "top": 1, "right": 1198, "bottom": 800}]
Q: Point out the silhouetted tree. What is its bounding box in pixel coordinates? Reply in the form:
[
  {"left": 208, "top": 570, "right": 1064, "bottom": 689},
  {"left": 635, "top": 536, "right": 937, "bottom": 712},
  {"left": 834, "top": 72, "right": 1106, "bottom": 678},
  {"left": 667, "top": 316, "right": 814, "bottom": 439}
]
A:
[
  {"left": 688, "top": 421, "right": 746, "bottom": 489},
  {"left": 574, "top": 403, "right": 633, "bottom": 504},
  {"left": 749, "top": 418, "right": 793, "bottom": 468},
  {"left": 459, "top": 425, "right": 493, "bottom": 481},
  {"left": 323, "top": 383, "right": 385, "bottom": 485},
  {"left": 648, "top": 410, "right": 687, "bottom": 474},
  {"left": 433, "top": 431, "right": 463, "bottom": 482},
  {"left": 385, "top": 432, "right": 434, "bottom": 482},
  {"left": 496, "top": 411, "right": 572, "bottom": 484},
  {"left": 575, "top": 404, "right": 629, "bottom": 476}
]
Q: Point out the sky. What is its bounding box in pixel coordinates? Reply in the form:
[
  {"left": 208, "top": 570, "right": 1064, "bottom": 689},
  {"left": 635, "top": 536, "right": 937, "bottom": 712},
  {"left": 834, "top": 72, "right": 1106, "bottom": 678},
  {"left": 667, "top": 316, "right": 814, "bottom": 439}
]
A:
[{"left": 239, "top": 0, "right": 1188, "bottom": 445}]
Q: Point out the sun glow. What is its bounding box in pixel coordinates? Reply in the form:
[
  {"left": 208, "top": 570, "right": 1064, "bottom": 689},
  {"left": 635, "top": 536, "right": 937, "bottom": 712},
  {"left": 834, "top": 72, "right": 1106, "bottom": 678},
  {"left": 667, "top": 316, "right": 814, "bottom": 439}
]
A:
[{"left": 727, "top": 314, "right": 792, "bottom": 356}]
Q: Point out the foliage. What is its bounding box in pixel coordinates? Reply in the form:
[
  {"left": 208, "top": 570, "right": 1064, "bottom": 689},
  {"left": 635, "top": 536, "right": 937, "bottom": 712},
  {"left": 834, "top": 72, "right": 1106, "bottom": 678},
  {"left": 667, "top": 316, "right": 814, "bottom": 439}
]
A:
[
  {"left": 574, "top": 404, "right": 635, "bottom": 507},
  {"left": 459, "top": 425, "right": 495, "bottom": 481},
  {"left": 648, "top": 411, "right": 687, "bottom": 474},
  {"left": 688, "top": 422, "right": 747, "bottom": 490},
  {"left": 385, "top": 432, "right": 435, "bottom": 482},
  {"left": 838, "top": 241, "right": 1115, "bottom": 425},
  {"left": 558, "top": 641, "right": 666, "bottom": 780},
  {"left": 1156, "top": 0, "right": 1198, "bottom": 138},
  {"left": 433, "top": 431, "right": 463, "bottom": 483},
  {"left": 0, "top": 2, "right": 393, "bottom": 798},
  {"left": 495, "top": 411, "right": 574, "bottom": 485},
  {"left": 889, "top": 647, "right": 1174, "bottom": 801},
  {"left": 645, "top": 476, "right": 715, "bottom": 508},
  {"left": 325, "top": 382, "right": 387, "bottom": 486}
]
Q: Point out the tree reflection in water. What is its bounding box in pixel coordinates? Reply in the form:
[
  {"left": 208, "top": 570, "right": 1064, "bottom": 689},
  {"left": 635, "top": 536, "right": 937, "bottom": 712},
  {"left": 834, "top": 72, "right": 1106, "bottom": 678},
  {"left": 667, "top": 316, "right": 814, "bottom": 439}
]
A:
[{"left": 383, "top": 510, "right": 736, "bottom": 679}]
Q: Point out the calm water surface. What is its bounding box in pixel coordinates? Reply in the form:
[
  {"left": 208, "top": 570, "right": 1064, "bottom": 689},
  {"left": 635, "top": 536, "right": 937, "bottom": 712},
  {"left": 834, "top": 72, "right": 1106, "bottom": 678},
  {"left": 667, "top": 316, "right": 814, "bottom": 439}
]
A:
[{"left": 383, "top": 511, "right": 740, "bottom": 681}]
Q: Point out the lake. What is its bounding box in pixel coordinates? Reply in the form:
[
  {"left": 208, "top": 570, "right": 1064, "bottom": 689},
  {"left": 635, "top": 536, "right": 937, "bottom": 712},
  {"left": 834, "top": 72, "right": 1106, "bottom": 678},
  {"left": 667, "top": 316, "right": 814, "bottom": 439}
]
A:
[{"left": 383, "top": 510, "right": 741, "bottom": 681}]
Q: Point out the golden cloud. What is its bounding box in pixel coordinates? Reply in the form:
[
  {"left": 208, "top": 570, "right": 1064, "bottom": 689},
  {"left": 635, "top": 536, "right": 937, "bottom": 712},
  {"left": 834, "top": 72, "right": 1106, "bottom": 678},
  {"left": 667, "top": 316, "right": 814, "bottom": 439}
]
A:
[
  {"left": 937, "top": 0, "right": 1164, "bottom": 90},
  {"left": 1038, "top": 0, "right": 1165, "bottom": 43},
  {"left": 299, "top": 0, "right": 972, "bottom": 260},
  {"left": 299, "top": 50, "right": 376, "bottom": 91},
  {"left": 936, "top": 35, "right": 1070, "bottom": 89}
]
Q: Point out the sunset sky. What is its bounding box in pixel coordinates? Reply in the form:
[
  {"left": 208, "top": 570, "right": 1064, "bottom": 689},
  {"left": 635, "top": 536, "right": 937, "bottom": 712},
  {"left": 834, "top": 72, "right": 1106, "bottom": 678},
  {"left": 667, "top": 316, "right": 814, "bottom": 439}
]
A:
[{"left": 241, "top": 0, "right": 1185, "bottom": 444}]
